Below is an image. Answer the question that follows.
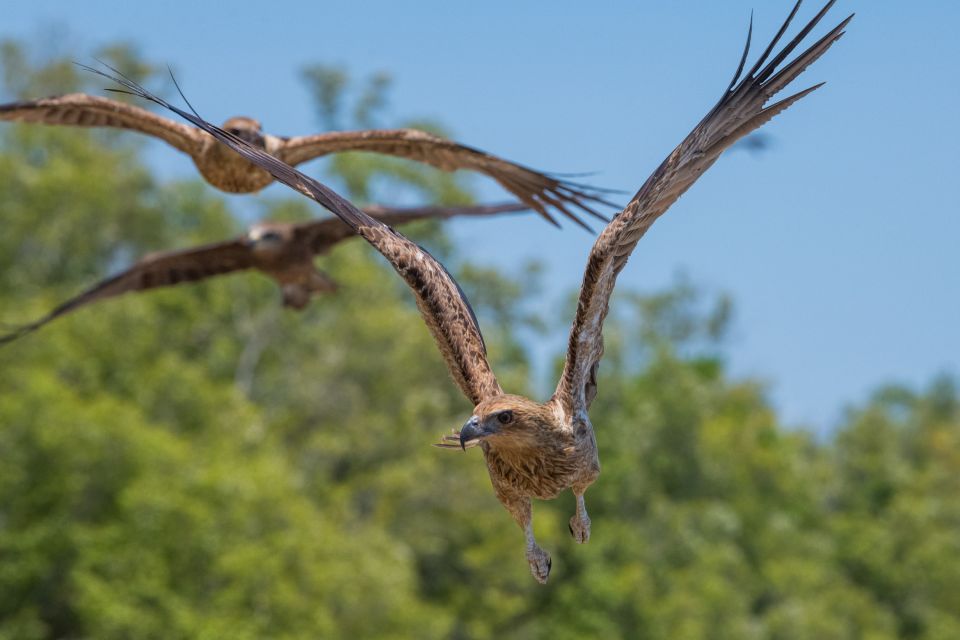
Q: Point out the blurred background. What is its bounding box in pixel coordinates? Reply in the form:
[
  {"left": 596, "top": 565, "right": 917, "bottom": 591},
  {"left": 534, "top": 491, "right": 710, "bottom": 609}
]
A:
[{"left": 1, "top": 2, "right": 958, "bottom": 638}]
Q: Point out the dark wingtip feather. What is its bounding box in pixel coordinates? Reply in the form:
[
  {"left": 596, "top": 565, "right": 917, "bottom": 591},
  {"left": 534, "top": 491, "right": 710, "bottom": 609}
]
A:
[
  {"left": 570, "top": 216, "right": 594, "bottom": 234},
  {"left": 744, "top": 0, "right": 804, "bottom": 81},
  {"left": 569, "top": 201, "right": 612, "bottom": 225},
  {"left": 447, "top": 202, "right": 531, "bottom": 218},
  {"left": 534, "top": 205, "right": 562, "bottom": 229},
  {"left": 536, "top": 191, "right": 596, "bottom": 232},
  {"left": 758, "top": 13, "right": 849, "bottom": 103},
  {"left": 0, "top": 322, "right": 40, "bottom": 347},
  {"left": 540, "top": 178, "right": 620, "bottom": 230},
  {"left": 772, "top": 81, "right": 828, "bottom": 108},
  {"left": 165, "top": 66, "right": 203, "bottom": 120},
  {"left": 567, "top": 192, "right": 621, "bottom": 217},
  {"left": 754, "top": 0, "right": 838, "bottom": 86},
  {"left": 553, "top": 180, "right": 628, "bottom": 196},
  {"left": 76, "top": 60, "right": 169, "bottom": 111},
  {"left": 545, "top": 170, "right": 601, "bottom": 179},
  {"left": 726, "top": 10, "right": 753, "bottom": 92}
]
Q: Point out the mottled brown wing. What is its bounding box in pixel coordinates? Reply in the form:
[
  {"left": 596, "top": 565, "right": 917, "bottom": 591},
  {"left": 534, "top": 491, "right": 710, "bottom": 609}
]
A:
[
  {"left": 0, "top": 93, "right": 203, "bottom": 155},
  {"left": 276, "top": 128, "right": 614, "bottom": 231},
  {"left": 553, "top": 1, "right": 852, "bottom": 418},
  {"left": 295, "top": 201, "right": 531, "bottom": 254},
  {"left": 94, "top": 71, "right": 504, "bottom": 405},
  {"left": 0, "top": 238, "right": 254, "bottom": 345}
]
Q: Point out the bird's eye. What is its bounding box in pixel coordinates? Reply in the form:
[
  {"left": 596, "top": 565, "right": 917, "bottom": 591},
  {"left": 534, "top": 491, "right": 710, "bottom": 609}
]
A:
[
  {"left": 228, "top": 128, "right": 240, "bottom": 135},
  {"left": 497, "top": 411, "right": 513, "bottom": 425}
]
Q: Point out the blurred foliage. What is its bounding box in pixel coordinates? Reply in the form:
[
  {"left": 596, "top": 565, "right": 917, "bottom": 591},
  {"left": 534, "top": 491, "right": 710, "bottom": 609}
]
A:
[
  {"left": 1, "top": 39, "right": 959, "bottom": 640},
  {"left": 0, "top": 37, "right": 162, "bottom": 100}
]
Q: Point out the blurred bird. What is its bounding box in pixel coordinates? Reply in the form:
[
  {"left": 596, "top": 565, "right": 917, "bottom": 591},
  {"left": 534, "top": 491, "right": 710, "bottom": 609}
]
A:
[
  {"left": 0, "top": 202, "right": 530, "bottom": 345},
  {"left": 0, "top": 94, "right": 614, "bottom": 229},
  {"left": 91, "top": 0, "right": 850, "bottom": 583}
]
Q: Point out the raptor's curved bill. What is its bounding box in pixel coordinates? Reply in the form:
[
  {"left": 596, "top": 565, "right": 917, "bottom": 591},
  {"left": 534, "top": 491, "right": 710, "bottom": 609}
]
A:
[{"left": 458, "top": 416, "right": 485, "bottom": 451}]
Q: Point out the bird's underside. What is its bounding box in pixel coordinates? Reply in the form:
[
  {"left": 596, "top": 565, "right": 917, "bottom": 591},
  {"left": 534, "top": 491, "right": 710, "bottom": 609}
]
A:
[{"left": 88, "top": 0, "right": 851, "bottom": 584}]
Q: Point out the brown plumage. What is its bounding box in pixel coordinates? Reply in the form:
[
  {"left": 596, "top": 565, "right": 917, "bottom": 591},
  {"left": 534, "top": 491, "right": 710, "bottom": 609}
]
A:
[
  {"left": 0, "top": 92, "right": 614, "bottom": 229},
  {"left": 0, "top": 202, "right": 530, "bottom": 345},
  {"left": 97, "top": 0, "right": 850, "bottom": 583}
]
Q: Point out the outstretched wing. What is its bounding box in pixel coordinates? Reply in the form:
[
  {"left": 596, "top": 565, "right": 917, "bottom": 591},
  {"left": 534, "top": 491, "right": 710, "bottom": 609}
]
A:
[
  {"left": 0, "top": 93, "right": 203, "bottom": 155},
  {"left": 91, "top": 69, "right": 504, "bottom": 405},
  {"left": 297, "top": 201, "right": 531, "bottom": 253},
  {"left": 276, "top": 128, "right": 615, "bottom": 231},
  {"left": 553, "top": 1, "right": 852, "bottom": 418},
  {"left": 0, "top": 238, "right": 254, "bottom": 345}
]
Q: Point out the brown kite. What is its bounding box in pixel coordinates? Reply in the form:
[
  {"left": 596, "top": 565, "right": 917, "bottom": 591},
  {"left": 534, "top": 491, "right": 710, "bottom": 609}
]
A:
[
  {"left": 0, "top": 202, "right": 529, "bottom": 345},
  {"left": 0, "top": 94, "right": 613, "bottom": 229},
  {"left": 94, "top": 0, "right": 851, "bottom": 583}
]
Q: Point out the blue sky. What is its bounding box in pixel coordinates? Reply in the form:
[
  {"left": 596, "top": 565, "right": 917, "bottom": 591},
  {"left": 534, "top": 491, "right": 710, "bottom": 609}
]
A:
[{"left": 4, "top": 1, "right": 958, "bottom": 431}]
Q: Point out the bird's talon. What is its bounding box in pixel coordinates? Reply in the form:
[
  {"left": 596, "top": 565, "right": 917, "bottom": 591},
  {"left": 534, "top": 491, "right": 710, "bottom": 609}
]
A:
[
  {"left": 568, "top": 514, "right": 591, "bottom": 544},
  {"left": 526, "top": 547, "right": 552, "bottom": 584}
]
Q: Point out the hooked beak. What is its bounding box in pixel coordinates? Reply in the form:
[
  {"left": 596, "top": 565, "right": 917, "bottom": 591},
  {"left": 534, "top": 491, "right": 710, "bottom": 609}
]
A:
[{"left": 459, "top": 415, "right": 493, "bottom": 451}]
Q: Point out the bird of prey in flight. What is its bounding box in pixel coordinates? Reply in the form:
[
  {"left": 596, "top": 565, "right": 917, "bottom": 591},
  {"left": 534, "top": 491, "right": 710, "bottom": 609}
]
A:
[
  {"left": 0, "top": 93, "right": 614, "bottom": 230},
  {"left": 0, "top": 202, "right": 530, "bottom": 345},
  {"left": 91, "top": 0, "right": 851, "bottom": 583}
]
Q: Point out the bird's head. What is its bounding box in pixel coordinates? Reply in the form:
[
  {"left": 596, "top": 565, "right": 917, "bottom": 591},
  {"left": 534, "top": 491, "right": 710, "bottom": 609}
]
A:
[
  {"left": 457, "top": 394, "right": 554, "bottom": 451},
  {"left": 247, "top": 224, "right": 288, "bottom": 251},
  {"left": 222, "top": 116, "right": 266, "bottom": 148}
]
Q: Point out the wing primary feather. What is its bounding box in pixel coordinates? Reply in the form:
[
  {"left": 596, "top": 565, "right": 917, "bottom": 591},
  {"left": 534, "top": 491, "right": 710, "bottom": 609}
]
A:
[
  {"left": 753, "top": 0, "right": 837, "bottom": 85},
  {"left": 275, "top": 130, "right": 621, "bottom": 229},
  {"left": 535, "top": 189, "right": 595, "bottom": 232},
  {"left": 0, "top": 274, "right": 126, "bottom": 347},
  {"left": 554, "top": 186, "right": 617, "bottom": 221},
  {"left": 551, "top": 179, "right": 628, "bottom": 196},
  {"left": 712, "top": 82, "right": 825, "bottom": 155},
  {"left": 1, "top": 235, "right": 255, "bottom": 346},
  {"left": 165, "top": 64, "right": 204, "bottom": 122},
  {"left": 301, "top": 201, "right": 535, "bottom": 251},
  {"left": 0, "top": 322, "right": 40, "bottom": 346},
  {"left": 725, "top": 11, "right": 753, "bottom": 93},
  {"left": 744, "top": 0, "right": 804, "bottom": 80},
  {"left": 761, "top": 16, "right": 851, "bottom": 97}
]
